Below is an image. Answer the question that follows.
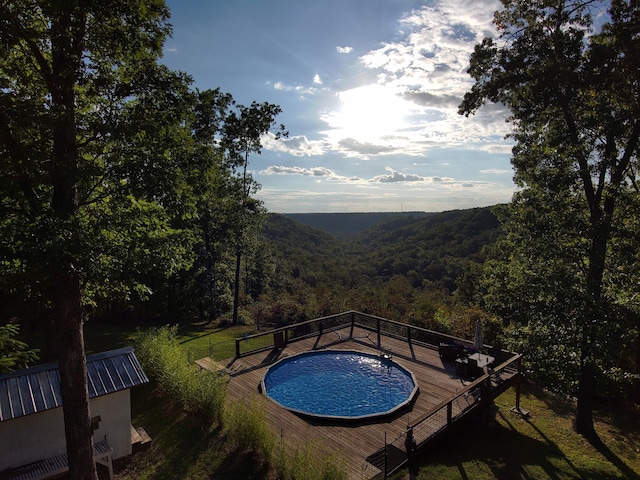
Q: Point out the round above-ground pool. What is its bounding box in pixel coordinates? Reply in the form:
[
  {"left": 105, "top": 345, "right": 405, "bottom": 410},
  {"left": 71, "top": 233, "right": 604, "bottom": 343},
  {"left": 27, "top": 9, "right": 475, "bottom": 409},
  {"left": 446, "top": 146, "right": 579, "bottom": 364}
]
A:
[{"left": 262, "top": 350, "right": 418, "bottom": 420}]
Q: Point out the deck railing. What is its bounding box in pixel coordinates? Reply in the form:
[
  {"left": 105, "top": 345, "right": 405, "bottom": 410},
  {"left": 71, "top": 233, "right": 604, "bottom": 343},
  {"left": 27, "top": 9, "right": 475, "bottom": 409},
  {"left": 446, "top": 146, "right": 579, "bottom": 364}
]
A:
[
  {"left": 235, "top": 310, "right": 492, "bottom": 358},
  {"left": 367, "top": 353, "right": 522, "bottom": 478}
]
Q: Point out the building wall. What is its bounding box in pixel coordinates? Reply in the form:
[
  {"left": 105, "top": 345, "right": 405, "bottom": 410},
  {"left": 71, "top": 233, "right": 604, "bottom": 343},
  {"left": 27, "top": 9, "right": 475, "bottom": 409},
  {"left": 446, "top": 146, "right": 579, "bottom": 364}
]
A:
[
  {"left": 0, "top": 390, "right": 132, "bottom": 471},
  {"left": 91, "top": 389, "right": 132, "bottom": 459}
]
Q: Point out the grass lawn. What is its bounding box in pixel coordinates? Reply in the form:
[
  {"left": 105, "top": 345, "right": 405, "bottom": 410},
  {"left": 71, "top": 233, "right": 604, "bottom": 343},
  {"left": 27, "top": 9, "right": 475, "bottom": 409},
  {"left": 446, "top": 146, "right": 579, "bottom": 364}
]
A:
[
  {"left": 392, "top": 386, "right": 640, "bottom": 480},
  {"left": 83, "top": 319, "right": 254, "bottom": 361},
  {"left": 79, "top": 320, "right": 640, "bottom": 479}
]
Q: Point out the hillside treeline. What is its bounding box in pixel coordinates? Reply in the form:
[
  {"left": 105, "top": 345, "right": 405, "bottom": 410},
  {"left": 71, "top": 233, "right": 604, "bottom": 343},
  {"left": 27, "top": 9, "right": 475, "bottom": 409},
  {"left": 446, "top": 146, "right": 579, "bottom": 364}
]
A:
[{"left": 239, "top": 207, "right": 502, "bottom": 341}]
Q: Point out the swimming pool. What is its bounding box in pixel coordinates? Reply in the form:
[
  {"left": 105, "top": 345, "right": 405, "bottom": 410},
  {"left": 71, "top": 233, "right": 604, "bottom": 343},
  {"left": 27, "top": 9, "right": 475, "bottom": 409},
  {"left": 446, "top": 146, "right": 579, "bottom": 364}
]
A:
[{"left": 262, "top": 350, "right": 418, "bottom": 420}]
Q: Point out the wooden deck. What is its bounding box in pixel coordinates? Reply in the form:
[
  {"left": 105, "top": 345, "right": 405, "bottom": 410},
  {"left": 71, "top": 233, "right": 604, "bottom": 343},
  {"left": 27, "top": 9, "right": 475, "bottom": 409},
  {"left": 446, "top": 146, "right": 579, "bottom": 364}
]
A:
[{"left": 216, "top": 326, "right": 491, "bottom": 479}]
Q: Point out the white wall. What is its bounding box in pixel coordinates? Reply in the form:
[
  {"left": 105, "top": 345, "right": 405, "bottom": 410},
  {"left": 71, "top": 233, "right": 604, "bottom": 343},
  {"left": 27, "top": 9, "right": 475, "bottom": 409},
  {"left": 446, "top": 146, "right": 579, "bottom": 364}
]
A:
[
  {"left": 0, "top": 405, "right": 66, "bottom": 471},
  {"left": 91, "top": 389, "right": 132, "bottom": 459},
  {"left": 0, "top": 389, "right": 132, "bottom": 471}
]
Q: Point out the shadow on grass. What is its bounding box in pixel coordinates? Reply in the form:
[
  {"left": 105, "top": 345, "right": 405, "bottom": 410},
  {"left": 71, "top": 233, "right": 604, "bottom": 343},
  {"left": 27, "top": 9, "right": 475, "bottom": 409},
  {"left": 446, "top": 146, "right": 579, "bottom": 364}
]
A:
[
  {"left": 588, "top": 436, "right": 640, "bottom": 480},
  {"left": 212, "top": 447, "right": 271, "bottom": 480},
  {"left": 115, "top": 382, "right": 232, "bottom": 479},
  {"left": 403, "top": 405, "right": 637, "bottom": 480}
]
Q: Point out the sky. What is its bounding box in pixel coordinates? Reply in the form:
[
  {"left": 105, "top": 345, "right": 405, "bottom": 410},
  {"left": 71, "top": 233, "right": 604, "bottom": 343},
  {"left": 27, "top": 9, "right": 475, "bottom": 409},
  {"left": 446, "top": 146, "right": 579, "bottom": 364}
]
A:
[{"left": 162, "top": 0, "right": 516, "bottom": 213}]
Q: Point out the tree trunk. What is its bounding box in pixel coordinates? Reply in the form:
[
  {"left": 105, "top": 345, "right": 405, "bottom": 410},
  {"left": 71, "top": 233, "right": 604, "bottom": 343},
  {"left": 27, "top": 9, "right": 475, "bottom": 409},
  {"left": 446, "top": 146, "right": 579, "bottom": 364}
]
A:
[
  {"left": 54, "top": 272, "right": 97, "bottom": 479},
  {"left": 635, "top": 329, "right": 640, "bottom": 405},
  {"left": 232, "top": 247, "right": 241, "bottom": 325},
  {"left": 575, "top": 357, "right": 596, "bottom": 437},
  {"left": 49, "top": 7, "right": 97, "bottom": 477},
  {"left": 574, "top": 216, "right": 609, "bottom": 437}
]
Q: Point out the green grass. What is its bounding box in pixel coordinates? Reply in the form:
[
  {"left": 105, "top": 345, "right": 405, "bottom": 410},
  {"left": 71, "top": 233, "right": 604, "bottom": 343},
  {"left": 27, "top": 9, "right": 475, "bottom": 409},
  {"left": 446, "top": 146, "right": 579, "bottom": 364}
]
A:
[
  {"left": 83, "top": 319, "right": 252, "bottom": 361},
  {"left": 392, "top": 385, "right": 640, "bottom": 480}
]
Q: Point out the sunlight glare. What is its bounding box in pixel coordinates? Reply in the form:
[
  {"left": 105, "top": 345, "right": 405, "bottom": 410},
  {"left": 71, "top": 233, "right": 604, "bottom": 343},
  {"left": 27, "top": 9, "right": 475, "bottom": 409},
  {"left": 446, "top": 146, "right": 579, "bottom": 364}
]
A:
[{"left": 327, "top": 84, "right": 412, "bottom": 142}]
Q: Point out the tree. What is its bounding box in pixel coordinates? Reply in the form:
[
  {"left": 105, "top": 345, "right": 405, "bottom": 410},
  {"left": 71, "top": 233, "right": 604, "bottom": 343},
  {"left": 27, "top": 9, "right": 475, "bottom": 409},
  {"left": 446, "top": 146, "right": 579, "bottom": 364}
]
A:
[
  {"left": 0, "top": 323, "right": 39, "bottom": 373},
  {"left": 0, "top": 1, "right": 194, "bottom": 477},
  {"left": 222, "top": 101, "right": 287, "bottom": 325},
  {"left": 460, "top": 0, "right": 640, "bottom": 436}
]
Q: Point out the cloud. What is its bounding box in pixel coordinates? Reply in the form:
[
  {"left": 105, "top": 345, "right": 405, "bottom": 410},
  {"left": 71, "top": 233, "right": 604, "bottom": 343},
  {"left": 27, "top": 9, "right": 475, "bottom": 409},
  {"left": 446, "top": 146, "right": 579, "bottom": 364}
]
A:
[
  {"left": 401, "top": 90, "right": 462, "bottom": 109},
  {"left": 480, "top": 168, "right": 511, "bottom": 174},
  {"left": 271, "top": 81, "right": 318, "bottom": 96},
  {"left": 306, "top": 0, "right": 513, "bottom": 161},
  {"left": 336, "top": 46, "right": 353, "bottom": 54},
  {"left": 338, "top": 138, "right": 398, "bottom": 157},
  {"left": 370, "top": 167, "right": 425, "bottom": 183},
  {"left": 261, "top": 133, "right": 325, "bottom": 157},
  {"left": 260, "top": 165, "right": 360, "bottom": 182},
  {"left": 313, "top": 73, "right": 323, "bottom": 85}
]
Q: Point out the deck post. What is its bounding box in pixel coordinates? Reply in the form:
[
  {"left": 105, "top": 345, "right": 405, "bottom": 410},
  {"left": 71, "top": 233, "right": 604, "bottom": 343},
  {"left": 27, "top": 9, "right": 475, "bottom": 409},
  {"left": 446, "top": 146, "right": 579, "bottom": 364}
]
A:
[
  {"left": 515, "top": 356, "right": 522, "bottom": 411},
  {"left": 235, "top": 338, "right": 240, "bottom": 358},
  {"left": 383, "top": 430, "right": 388, "bottom": 479}
]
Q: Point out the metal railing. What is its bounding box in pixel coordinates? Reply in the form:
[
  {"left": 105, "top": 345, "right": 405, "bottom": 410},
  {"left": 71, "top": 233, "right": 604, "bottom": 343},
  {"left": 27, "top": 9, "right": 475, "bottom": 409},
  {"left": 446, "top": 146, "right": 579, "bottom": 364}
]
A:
[
  {"left": 377, "top": 353, "right": 523, "bottom": 478},
  {"left": 235, "top": 310, "right": 489, "bottom": 358}
]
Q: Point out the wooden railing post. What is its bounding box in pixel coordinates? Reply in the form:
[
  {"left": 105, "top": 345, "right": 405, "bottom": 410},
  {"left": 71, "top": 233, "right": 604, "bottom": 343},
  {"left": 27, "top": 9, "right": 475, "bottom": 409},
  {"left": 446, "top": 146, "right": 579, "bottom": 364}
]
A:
[
  {"left": 235, "top": 338, "right": 240, "bottom": 358},
  {"left": 383, "top": 431, "right": 388, "bottom": 479},
  {"left": 515, "top": 355, "right": 522, "bottom": 411}
]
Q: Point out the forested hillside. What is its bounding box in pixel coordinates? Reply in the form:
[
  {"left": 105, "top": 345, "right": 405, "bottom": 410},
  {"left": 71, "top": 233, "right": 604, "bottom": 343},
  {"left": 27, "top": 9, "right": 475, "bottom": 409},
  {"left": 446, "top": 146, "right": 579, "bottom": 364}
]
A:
[
  {"left": 252, "top": 207, "right": 502, "bottom": 331},
  {"left": 284, "top": 211, "right": 433, "bottom": 238}
]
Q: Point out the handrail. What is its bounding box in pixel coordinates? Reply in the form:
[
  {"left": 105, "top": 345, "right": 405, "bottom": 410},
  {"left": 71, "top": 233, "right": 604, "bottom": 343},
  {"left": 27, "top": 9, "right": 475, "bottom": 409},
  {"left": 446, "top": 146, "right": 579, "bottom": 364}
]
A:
[{"left": 234, "top": 310, "right": 505, "bottom": 358}]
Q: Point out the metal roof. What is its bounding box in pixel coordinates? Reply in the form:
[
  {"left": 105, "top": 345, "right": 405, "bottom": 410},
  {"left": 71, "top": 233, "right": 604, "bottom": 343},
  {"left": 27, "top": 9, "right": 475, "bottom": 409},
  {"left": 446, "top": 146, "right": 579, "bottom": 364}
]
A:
[{"left": 0, "top": 347, "right": 148, "bottom": 422}]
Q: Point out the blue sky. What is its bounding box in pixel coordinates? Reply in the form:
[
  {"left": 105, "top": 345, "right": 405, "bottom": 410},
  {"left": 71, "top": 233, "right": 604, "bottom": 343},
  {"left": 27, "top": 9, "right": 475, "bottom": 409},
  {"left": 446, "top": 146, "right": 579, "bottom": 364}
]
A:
[{"left": 162, "top": 0, "right": 516, "bottom": 213}]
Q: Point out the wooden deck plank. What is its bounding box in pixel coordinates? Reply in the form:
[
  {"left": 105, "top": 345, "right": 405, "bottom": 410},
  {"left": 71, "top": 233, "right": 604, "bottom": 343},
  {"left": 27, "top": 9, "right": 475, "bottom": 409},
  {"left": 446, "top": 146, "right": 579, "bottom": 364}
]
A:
[{"left": 219, "top": 326, "right": 473, "bottom": 480}]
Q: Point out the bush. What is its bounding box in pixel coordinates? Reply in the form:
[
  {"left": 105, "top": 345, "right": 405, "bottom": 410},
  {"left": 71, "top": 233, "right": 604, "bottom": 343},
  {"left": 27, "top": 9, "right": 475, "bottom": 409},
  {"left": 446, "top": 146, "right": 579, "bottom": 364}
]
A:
[
  {"left": 271, "top": 440, "right": 348, "bottom": 480},
  {"left": 223, "top": 399, "right": 273, "bottom": 453},
  {"left": 223, "top": 399, "right": 347, "bottom": 480},
  {"left": 136, "top": 325, "right": 226, "bottom": 424}
]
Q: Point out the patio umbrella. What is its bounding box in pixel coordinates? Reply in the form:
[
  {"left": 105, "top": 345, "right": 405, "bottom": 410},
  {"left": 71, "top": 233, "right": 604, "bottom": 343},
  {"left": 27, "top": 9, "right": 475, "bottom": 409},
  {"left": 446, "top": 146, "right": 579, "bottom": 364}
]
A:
[{"left": 474, "top": 319, "right": 483, "bottom": 351}]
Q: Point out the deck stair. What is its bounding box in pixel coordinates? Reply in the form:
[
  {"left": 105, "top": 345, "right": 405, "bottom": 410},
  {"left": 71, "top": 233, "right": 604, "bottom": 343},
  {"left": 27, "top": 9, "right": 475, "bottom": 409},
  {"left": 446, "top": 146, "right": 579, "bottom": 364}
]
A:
[
  {"left": 131, "top": 425, "right": 152, "bottom": 453},
  {"left": 5, "top": 439, "right": 113, "bottom": 480}
]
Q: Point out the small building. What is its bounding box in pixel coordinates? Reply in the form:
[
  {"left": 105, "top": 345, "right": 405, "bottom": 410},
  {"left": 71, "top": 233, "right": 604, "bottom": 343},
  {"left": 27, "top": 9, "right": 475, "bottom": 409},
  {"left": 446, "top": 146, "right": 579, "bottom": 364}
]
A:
[{"left": 0, "top": 347, "right": 149, "bottom": 479}]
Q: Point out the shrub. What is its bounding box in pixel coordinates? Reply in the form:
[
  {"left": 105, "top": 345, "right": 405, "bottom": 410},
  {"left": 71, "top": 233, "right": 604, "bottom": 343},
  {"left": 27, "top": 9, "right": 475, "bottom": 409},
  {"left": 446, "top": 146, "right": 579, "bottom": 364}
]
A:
[
  {"left": 223, "top": 399, "right": 274, "bottom": 453},
  {"left": 136, "top": 325, "right": 226, "bottom": 424},
  {"left": 223, "top": 399, "right": 347, "bottom": 480},
  {"left": 271, "top": 440, "right": 348, "bottom": 480}
]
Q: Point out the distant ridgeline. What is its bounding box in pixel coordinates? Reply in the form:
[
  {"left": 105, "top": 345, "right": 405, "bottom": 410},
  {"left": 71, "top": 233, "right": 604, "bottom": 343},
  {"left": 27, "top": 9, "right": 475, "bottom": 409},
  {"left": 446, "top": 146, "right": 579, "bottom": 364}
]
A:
[
  {"left": 263, "top": 207, "right": 502, "bottom": 294},
  {"left": 283, "top": 212, "right": 433, "bottom": 238}
]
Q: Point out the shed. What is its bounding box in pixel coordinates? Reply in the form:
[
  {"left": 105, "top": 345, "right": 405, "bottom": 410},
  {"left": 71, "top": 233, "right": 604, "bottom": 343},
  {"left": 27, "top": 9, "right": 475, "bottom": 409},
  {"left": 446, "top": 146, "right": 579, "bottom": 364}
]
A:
[{"left": 0, "top": 347, "right": 148, "bottom": 479}]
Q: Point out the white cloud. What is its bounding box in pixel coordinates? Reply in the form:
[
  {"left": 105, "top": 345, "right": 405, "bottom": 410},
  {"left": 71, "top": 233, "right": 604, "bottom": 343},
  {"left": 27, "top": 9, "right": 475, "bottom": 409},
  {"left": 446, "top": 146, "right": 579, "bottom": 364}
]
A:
[
  {"left": 370, "top": 167, "right": 424, "bottom": 183},
  {"left": 313, "top": 73, "right": 323, "bottom": 85},
  {"left": 336, "top": 46, "right": 353, "bottom": 54},
  {"left": 260, "top": 165, "right": 361, "bottom": 182},
  {"left": 311, "top": 0, "right": 512, "bottom": 160},
  {"left": 270, "top": 81, "right": 318, "bottom": 96},
  {"left": 261, "top": 133, "right": 326, "bottom": 157}
]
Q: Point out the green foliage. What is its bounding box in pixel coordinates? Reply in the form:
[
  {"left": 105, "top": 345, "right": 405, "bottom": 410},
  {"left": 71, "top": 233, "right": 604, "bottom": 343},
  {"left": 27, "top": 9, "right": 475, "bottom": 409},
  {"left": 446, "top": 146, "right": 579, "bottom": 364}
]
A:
[
  {"left": 460, "top": 0, "right": 640, "bottom": 432},
  {"left": 271, "top": 440, "right": 348, "bottom": 480},
  {"left": 135, "top": 326, "right": 226, "bottom": 424},
  {"left": 254, "top": 208, "right": 501, "bottom": 327},
  {"left": 222, "top": 399, "right": 347, "bottom": 480},
  {"left": 223, "top": 399, "right": 274, "bottom": 453},
  {"left": 0, "top": 323, "right": 39, "bottom": 373}
]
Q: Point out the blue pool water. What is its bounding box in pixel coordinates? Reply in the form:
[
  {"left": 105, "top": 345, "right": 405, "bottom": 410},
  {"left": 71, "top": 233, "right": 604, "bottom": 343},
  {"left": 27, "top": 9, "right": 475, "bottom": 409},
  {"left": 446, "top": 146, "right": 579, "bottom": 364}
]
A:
[{"left": 262, "top": 350, "right": 418, "bottom": 419}]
